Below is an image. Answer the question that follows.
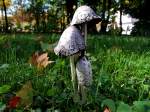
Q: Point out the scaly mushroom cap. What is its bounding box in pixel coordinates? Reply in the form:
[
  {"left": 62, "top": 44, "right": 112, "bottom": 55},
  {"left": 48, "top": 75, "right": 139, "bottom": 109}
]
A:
[
  {"left": 54, "top": 26, "right": 85, "bottom": 56},
  {"left": 76, "top": 56, "right": 92, "bottom": 87},
  {"left": 70, "top": 5, "right": 101, "bottom": 26}
]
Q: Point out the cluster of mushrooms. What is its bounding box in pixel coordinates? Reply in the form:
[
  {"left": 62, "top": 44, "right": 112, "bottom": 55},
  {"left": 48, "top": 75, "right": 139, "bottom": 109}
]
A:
[{"left": 54, "top": 5, "right": 101, "bottom": 104}]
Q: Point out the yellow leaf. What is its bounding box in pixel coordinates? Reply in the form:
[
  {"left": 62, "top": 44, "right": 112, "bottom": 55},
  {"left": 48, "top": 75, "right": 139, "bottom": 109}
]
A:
[{"left": 16, "top": 81, "right": 33, "bottom": 107}]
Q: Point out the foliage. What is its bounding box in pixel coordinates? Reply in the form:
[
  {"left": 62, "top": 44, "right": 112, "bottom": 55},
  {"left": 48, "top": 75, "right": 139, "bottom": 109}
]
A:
[
  {"left": 131, "top": 20, "right": 150, "bottom": 36},
  {"left": 0, "top": 0, "right": 149, "bottom": 35},
  {"left": 0, "top": 85, "right": 11, "bottom": 94},
  {"left": 123, "top": 0, "right": 150, "bottom": 36},
  {"left": 0, "top": 34, "right": 150, "bottom": 111},
  {"left": 0, "top": 0, "right": 11, "bottom": 8}
]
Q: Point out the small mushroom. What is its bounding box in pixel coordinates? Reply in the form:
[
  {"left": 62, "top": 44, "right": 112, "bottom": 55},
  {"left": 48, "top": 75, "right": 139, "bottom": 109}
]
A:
[
  {"left": 54, "top": 25, "right": 86, "bottom": 101},
  {"left": 76, "top": 56, "right": 92, "bottom": 104},
  {"left": 76, "top": 56, "right": 92, "bottom": 87}
]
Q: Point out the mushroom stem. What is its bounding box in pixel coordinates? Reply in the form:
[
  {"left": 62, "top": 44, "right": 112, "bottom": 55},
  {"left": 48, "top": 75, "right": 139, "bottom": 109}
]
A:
[
  {"left": 78, "top": 85, "right": 87, "bottom": 104},
  {"left": 84, "top": 23, "right": 87, "bottom": 46},
  {"left": 70, "top": 55, "right": 79, "bottom": 102},
  {"left": 74, "top": 23, "right": 88, "bottom": 104}
]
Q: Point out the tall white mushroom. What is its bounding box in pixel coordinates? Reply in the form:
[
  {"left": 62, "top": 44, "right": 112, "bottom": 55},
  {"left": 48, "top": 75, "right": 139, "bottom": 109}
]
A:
[
  {"left": 70, "top": 5, "right": 101, "bottom": 103},
  {"left": 54, "top": 5, "right": 101, "bottom": 104}
]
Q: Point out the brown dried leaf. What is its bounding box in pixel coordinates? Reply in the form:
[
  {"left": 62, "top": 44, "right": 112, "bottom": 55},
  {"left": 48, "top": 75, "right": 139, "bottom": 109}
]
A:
[
  {"left": 29, "top": 52, "right": 54, "bottom": 70},
  {"left": 28, "top": 52, "right": 38, "bottom": 66},
  {"left": 36, "top": 53, "right": 48, "bottom": 63}
]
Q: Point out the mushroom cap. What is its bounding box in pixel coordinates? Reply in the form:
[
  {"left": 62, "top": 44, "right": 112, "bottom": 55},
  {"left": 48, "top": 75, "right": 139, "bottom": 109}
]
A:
[
  {"left": 76, "top": 56, "right": 92, "bottom": 87},
  {"left": 70, "top": 5, "right": 101, "bottom": 26},
  {"left": 54, "top": 26, "right": 85, "bottom": 56}
]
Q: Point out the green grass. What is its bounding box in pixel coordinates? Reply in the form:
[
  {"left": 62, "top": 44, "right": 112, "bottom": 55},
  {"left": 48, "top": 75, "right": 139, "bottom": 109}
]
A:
[
  {"left": 0, "top": 34, "right": 150, "bottom": 111},
  {"left": 88, "top": 36, "right": 150, "bottom": 101}
]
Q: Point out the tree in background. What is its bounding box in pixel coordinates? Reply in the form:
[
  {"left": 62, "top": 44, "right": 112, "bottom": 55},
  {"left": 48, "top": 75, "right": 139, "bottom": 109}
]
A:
[
  {"left": 100, "top": 0, "right": 114, "bottom": 34},
  {"left": 66, "top": 0, "right": 77, "bottom": 24},
  {"left": 119, "top": 0, "right": 123, "bottom": 35},
  {"left": 0, "top": 0, "right": 11, "bottom": 32},
  {"left": 124, "top": 0, "right": 150, "bottom": 36},
  {"left": 30, "top": 0, "right": 45, "bottom": 32},
  {"left": 0, "top": 0, "right": 149, "bottom": 35}
]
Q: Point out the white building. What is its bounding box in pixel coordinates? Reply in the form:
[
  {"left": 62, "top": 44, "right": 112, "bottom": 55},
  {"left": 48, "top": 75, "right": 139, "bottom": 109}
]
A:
[{"left": 115, "top": 11, "right": 138, "bottom": 35}]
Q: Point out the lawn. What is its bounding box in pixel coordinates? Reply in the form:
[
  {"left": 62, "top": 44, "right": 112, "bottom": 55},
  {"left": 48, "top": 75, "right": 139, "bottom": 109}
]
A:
[{"left": 0, "top": 34, "right": 150, "bottom": 111}]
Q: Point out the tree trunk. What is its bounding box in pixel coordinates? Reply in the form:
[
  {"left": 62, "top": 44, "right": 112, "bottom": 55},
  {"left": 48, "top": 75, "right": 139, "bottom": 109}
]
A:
[
  {"left": 1, "top": 8, "right": 4, "bottom": 31},
  {"left": 2, "top": 0, "right": 9, "bottom": 32},
  {"left": 100, "top": 0, "right": 107, "bottom": 34},
  {"left": 66, "top": 0, "right": 77, "bottom": 24},
  {"left": 35, "top": 13, "right": 40, "bottom": 32},
  {"left": 106, "top": 0, "right": 111, "bottom": 21},
  {"left": 119, "top": 0, "right": 123, "bottom": 35},
  {"left": 101, "top": 0, "right": 112, "bottom": 34}
]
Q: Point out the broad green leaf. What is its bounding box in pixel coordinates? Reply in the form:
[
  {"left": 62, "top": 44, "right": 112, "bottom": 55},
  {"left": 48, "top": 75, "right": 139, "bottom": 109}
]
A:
[
  {"left": 0, "top": 85, "right": 11, "bottom": 94},
  {"left": 0, "top": 64, "right": 9, "bottom": 69},
  {"left": 101, "top": 99, "right": 116, "bottom": 112},
  {"left": 35, "top": 108, "right": 42, "bottom": 112},
  {"left": 117, "top": 102, "right": 132, "bottom": 112},
  {"left": 132, "top": 101, "right": 150, "bottom": 112},
  {"left": 143, "top": 84, "right": 149, "bottom": 92},
  {"left": 0, "top": 102, "right": 6, "bottom": 111}
]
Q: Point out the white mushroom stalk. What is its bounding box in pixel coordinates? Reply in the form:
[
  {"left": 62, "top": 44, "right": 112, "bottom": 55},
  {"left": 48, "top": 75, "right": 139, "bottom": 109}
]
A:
[
  {"left": 84, "top": 23, "right": 87, "bottom": 46},
  {"left": 81, "top": 23, "right": 87, "bottom": 46},
  {"left": 70, "top": 54, "right": 80, "bottom": 102}
]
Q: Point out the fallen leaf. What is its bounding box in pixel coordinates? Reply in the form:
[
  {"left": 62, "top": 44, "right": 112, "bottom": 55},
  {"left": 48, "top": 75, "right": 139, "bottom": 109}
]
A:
[
  {"left": 8, "top": 96, "right": 21, "bottom": 108},
  {"left": 28, "top": 52, "right": 39, "bottom": 66},
  {"left": 16, "top": 81, "right": 33, "bottom": 107},
  {"left": 28, "top": 52, "right": 54, "bottom": 70},
  {"left": 36, "top": 53, "right": 48, "bottom": 63}
]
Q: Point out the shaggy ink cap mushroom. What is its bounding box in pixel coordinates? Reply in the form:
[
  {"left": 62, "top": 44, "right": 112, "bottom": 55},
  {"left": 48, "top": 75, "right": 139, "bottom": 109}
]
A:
[
  {"left": 76, "top": 56, "right": 92, "bottom": 87},
  {"left": 54, "top": 26, "right": 85, "bottom": 57},
  {"left": 70, "top": 5, "right": 102, "bottom": 26}
]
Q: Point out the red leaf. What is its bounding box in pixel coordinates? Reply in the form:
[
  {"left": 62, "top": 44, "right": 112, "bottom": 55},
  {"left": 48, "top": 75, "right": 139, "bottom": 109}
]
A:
[{"left": 8, "top": 96, "right": 21, "bottom": 108}]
